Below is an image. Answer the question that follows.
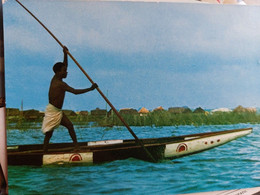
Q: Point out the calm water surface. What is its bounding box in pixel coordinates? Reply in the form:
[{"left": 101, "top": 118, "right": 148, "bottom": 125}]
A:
[{"left": 7, "top": 124, "right": 260, "bottom": 194}]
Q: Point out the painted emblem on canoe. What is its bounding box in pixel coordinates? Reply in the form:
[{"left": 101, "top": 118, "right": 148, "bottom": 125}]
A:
[
  {"left": 69, "top": 153, "right": 82, "bottom": 162},
  {"left": 176, "top": 143, "right": 188, "bottom": 153},
  {"left": 176, "top": 143, "right": 188, "bottom": 152}
]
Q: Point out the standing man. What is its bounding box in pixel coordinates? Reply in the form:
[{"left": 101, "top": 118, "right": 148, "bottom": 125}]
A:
[{"left": 42, "top": 46, "right": 98, "bottom": 152}]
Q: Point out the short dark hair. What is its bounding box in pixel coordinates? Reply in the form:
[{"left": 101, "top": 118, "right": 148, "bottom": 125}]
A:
[{"left": 53, "top": 62, "right": 65, "bottom": 73}]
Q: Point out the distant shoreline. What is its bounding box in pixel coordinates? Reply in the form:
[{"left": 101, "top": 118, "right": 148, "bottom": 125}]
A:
[{"left": 5, "top": 105, "right": 260, "bottom": 129}]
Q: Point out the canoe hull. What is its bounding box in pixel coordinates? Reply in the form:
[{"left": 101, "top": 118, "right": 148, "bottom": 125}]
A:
[
  {"left": 7, "top": 128, "right": 252, "bottom": 166},
  {"left": 164, "top": 127, "right": 252, "bottom": 159}
]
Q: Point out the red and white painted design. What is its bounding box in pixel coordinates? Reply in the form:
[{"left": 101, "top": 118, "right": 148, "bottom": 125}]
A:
[
  {"left": 176, "top": 143, "right": 188, "bottom": 153},
  {"left": 43, "top": 152, "right": 93, "bottom": 165},
  {"left": 69, "top": 153, "right": 82, "bottom": 162}
]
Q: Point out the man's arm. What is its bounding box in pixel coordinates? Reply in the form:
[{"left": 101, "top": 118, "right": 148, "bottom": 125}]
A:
[
  {"left": 62, "top": 82, "right": 98, "bottom": 95},
  {"left": 63, "top": 46, "right": 68, "bottom": 68}
]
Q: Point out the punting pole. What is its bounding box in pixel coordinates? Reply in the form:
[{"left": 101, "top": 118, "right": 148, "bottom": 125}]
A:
[
  {"left": 15, "top": 0, "right": 156, "bottom": 162},
  {"left": 0, "top": 0, "right": 8, "bottom": 194}
]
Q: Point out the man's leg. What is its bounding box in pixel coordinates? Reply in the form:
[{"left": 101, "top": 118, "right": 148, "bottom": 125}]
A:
[
  {"left": 43, "top": 130, "right": 54, "bottom": 153},
  {"left": 60, "top": 114, "right": 79, "bottom": 149}
]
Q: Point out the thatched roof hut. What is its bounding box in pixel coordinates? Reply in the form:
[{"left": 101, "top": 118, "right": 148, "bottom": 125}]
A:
[
  {"left": 119, "top": 108, "right": 138, "bottom": 115},
  {"left": 63, "top": 110, "right": 77, "bottom": 117},
  {"left": 138, "top": 107, "right": 149, "bottom": 114},
  {"left": 153, "top": 106, "right": 165, "bottom": 112},
  {"left": 233, "top": 105, "right": 256, "bottom": 113},
  {"left": 91, "top": 108, "right": 107, "bottom": 117},
  {"left": 6, "top": 108, "right": 20, "bottom": 116},
  {"left": 193, "top": 107, "right": 205, "bottom": 114},
  {"left": 23, "top": 109, "right": 43, "bottom": 119},
  {"left": 168, "top": 107, "right": 192, "bottom": 114},
  {"left": 78, "top": 111, "right": 89, "bottom": 116}
]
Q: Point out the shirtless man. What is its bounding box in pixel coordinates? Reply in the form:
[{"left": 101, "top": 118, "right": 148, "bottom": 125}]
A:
[{"left": 42, "top": 46, "right": 98, "bottom": 152}]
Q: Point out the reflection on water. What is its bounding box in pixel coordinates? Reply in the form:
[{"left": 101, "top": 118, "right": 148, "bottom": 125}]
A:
[{"left": 7, "top": 124, "right": 260, "bottom": 194}]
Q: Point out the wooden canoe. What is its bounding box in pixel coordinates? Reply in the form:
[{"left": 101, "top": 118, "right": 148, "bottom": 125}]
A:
[{"left": 7, "top": 128, "right": 252, "bottom": 166}]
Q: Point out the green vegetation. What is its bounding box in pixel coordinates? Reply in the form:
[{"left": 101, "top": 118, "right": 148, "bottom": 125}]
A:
[
  {"left": 109, "top": 111, "right": 260, "bottom": 127},
  {"left": 6, "top": 108, "right": 260, "bottom": 129}
]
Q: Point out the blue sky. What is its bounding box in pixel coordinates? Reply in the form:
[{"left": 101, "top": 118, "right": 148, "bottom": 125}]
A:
[{"left": 4, "top": 0, "right": 260, "bottom": 111}]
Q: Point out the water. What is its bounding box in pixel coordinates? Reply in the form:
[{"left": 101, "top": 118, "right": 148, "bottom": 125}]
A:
[{"left": 7, "top": 124, "right": 260, "bottom": 194}]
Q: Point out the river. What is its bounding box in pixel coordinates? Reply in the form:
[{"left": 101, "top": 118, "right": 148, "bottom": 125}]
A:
[{"left": 7, "top": 123, "right": 260, "bottom": 194}]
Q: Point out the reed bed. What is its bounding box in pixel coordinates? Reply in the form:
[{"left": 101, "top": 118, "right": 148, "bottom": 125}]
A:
[{"left": 7, "top": 111, "right": 260, "bottom": 129}]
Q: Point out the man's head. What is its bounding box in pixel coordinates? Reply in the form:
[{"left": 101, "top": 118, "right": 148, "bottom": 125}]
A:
[
  {"left": 53, "top": 62, "right": 67, "bottom": 78},
  {"left": 53, "top": 62, "right": 65, "bottom": 73}
]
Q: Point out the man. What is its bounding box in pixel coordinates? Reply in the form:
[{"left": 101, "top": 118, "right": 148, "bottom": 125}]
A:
[{"left": 42, "top": 46, "right": 98, "bottom": 152}]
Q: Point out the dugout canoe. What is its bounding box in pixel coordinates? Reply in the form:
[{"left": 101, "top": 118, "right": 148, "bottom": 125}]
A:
[{"left": 7, "top": 127, "right": 252, "bottom": 166}]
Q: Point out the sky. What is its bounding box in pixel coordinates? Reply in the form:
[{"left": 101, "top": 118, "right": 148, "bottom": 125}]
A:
[{"left": 3, "top": 0, "right": 260, "bottom": 111}]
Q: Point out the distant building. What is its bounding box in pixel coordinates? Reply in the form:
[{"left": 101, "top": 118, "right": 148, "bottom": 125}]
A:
[
  {"left": 233, "top": 105, "right": 256, "bottom": 113},
  {"left": 168, "top": 107, "right": 192, "bottom": 114},
  {"left": 138, "top": 107, "right": 149, "bottom": 116},
  {"left": 23, "top": 109, "right": 43, "bottom": 120},
  {"left": 211, "top": 108, "right": 232, "bottom": 113},
  {"left": 153, "top": 106, "right": 165, "bottom": 112},
  {"left": 78, "top": 111, "right": 89, "bottom": 116},
  {"left": 119, "top": 108, "right": 138, "bottom": 115},
  {"left": 63, "top": 110, "right": 77, "bottom": 117},
  {"left": 6, "top": 108, "right": 20, "bottom": 116},
  {"left": 91, "top": 108, "right": 107, "bottom": 117},
  {"left": 193, "top": 107, "right": 205, "bottom": 114}
]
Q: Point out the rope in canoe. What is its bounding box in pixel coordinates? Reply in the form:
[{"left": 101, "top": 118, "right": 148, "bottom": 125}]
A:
[{"left": 14, "top": 0, "right": 156, "bottom": 162}]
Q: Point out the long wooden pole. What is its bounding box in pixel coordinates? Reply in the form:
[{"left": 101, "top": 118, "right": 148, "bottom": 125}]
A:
[
  {"left": 0, "top": 0, "right": 8, "bottom": 194},
  {"left": 15, "top": 0, "right": 156, "bottom": 162}
]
